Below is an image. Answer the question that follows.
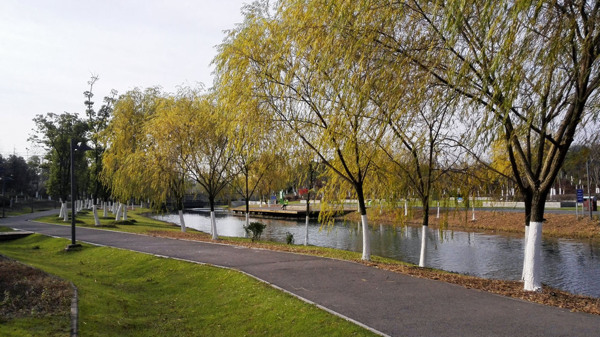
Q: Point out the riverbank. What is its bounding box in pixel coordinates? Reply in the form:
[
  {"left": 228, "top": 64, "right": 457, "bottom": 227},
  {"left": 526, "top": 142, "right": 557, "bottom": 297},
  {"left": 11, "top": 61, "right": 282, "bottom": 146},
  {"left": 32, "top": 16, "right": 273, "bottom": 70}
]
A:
[
  {"left": 149, "top": 229, "right": 600, "bottom": 315},
  {"left": 343, "top": 208, "right": 600, "bottom": 241},
  {"left": 17, "top": 209, "right": 600, "bottom": 315}
]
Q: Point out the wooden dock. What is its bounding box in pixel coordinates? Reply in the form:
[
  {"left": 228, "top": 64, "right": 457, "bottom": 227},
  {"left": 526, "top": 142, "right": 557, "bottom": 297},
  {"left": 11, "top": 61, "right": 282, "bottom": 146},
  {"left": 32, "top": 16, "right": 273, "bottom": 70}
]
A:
[
  {"left": 231, "top": 206, "right": 318, "bottom": 218},
  {"left": 230, "top": 205, "right": 354, "bottom": 219}
]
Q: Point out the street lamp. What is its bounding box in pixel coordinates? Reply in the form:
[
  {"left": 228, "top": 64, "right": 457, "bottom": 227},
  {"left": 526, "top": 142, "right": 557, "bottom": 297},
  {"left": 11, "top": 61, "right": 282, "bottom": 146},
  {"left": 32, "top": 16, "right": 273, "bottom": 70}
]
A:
[{"left": 66, "top": 139, "right": 93, "bottom": 251}]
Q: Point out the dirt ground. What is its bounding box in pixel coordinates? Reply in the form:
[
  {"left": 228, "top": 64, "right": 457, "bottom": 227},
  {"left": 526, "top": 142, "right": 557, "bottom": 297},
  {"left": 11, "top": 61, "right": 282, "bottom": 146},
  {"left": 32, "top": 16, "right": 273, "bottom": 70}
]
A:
[{"left": 0, "top": 256, "right": 71, "bottom": 321}]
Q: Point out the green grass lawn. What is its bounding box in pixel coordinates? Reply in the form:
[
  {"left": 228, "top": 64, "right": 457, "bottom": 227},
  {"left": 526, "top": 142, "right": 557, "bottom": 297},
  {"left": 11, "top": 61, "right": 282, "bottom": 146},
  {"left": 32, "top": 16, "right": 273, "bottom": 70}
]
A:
[
  {"left": 34, "top": 207, "right": 187, "bottom": 234},
  {"left": 0, "top": 234, "right": 377, "bottom": 337}
]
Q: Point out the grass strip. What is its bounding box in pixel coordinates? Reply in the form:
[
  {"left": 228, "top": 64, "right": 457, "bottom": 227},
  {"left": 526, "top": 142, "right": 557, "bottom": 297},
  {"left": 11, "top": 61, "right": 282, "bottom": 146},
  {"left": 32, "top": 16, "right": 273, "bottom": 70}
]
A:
[{"left": 0, "top": 234, "right": 377, "bottom": 337}]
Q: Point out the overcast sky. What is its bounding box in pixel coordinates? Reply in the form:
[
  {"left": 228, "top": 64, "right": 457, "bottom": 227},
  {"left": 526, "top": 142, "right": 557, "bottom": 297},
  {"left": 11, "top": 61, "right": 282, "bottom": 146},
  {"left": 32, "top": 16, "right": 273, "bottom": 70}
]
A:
[{"left": 0, "top": 0, "right": 247, "bottom": 159}]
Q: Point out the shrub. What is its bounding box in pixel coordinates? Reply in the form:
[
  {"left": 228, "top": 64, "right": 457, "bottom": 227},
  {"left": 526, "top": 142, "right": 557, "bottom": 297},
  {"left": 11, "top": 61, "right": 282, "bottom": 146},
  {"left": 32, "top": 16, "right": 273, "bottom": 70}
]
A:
[
  {"left": 244, "top": 222, "right": 266, "bottom": 242},
  {"left": 285, "top": 232, "right": 294, "bottom": 245}
]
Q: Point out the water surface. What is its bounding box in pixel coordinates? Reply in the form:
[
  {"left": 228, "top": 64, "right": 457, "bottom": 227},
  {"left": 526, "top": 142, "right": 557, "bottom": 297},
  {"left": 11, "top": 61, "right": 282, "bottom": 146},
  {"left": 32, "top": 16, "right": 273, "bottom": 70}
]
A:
[{"left": 154, "top": 209, "right": 600, "bottom": 298}]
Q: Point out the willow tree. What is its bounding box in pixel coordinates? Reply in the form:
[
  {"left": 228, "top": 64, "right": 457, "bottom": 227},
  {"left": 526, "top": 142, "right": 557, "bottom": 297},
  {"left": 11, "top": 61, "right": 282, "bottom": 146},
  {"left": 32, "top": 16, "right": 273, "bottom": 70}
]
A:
[
  {"left": 369, "top": 0, "right": 600, "bottom": 290},
  {"left": 375, "top": 74, "right": 462, "bottom": 267},
  {"left": 145, "top": 89, "right": 198, "bottom": 231},
  {"left": 178, "top": 93, "right": 236, "bottom": 240},
  {"left": 101, "top": 87, "right": 163, "bottom": 213},
  {"left": 216, "top": 75, "right": 275, "bottom": 227},
  {"left": 214, "top": 0, "right": 387, "bottom": 260}
]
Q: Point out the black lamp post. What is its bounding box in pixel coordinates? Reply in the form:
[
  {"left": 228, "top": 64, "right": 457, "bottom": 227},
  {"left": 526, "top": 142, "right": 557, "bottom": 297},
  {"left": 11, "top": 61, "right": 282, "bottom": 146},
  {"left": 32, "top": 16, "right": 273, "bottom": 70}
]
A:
[{"left": 66, "top": 139, "right": 93, "bottom": 251}]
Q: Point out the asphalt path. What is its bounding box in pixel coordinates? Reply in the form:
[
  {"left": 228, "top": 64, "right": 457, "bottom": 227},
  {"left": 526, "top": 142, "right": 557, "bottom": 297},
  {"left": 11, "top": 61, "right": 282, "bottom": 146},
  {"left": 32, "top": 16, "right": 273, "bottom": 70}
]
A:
[{"left": 2, "top": 210, "right": 599, "bottom": 336}]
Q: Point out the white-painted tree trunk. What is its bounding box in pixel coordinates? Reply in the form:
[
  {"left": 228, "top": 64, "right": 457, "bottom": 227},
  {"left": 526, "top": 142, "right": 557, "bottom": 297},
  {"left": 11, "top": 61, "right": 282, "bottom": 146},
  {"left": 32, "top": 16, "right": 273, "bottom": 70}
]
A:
[
  {"left": 419, "top": 225, "right": 428, "bottom": 267},
  {"left": 179, "top": 210, "right": 186, "bottom": 232},
  {"left": 404, "top": 200, "right": 408, "bottom": 216},
  {"left": 304, "top": 215, "right": 309, "bottom": 246},
  {"left": 92, "top": 205, "right": 101, "bottom": 226},
  {"left": 361, "top": 214, "right": 371, "bottom": 260},
  {"left": 245, "top": 212, "right": 250, "bottom": 227},
  {"left": 523, "top": 221, "right": 543, "bottom": 291},
  {"left": 103, "top": 202, "right": 107, "bottom": 217},
  {"left": 521, "top": 225, "right": 530, "bottom": 280},
  {"left": 63, "top": 202, "right": 69, "bottom": 222},
  {"left": 122, "top": 206, "right": 127, "bottom": 221},
  {"left": 436, "top": 201, "right": 440, "bottom": 219},
  {"left": 115, "top": 203, "right": 122, "bottom": 221},
  {"left": 59, "top": 202, "right": 65, "bottom": 219},
  {"left": 210, "top": 211, "right": 218, "bottom": 240}
]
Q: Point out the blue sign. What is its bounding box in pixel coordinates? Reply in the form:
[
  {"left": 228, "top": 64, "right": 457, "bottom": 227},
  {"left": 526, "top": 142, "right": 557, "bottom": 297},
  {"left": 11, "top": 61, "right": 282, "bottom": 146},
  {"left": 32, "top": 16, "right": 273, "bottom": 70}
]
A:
[{"left": 576, "top": 189, "right": 584, "bottom": 203}]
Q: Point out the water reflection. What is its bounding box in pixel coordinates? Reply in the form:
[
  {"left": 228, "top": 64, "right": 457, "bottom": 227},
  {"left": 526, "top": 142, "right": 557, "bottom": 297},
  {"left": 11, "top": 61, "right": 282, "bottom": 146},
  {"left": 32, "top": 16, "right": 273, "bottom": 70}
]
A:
[{"left": 154, "top": 209, "right": 600, "bottom": 298}]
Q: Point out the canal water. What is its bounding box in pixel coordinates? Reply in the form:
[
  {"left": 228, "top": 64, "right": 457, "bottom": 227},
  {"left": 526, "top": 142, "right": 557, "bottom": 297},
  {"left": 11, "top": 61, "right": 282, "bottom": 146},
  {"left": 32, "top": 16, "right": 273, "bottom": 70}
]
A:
[{"left": 154, "top": 209, "right": 600, "bottom": 298}]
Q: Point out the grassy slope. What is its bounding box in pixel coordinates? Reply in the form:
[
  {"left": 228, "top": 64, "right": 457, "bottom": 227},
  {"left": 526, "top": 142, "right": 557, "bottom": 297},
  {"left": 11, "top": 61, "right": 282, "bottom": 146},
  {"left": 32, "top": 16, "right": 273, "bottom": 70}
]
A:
[{"left": 0, "top": 234, "right": 376, "bottom": 337}]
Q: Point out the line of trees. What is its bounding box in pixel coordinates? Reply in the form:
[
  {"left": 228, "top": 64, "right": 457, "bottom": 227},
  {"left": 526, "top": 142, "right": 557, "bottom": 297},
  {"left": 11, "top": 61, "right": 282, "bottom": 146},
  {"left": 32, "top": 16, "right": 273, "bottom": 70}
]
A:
[
  {"left": 27, "top": 0, "right": 600, "bottom": 294},
  {"left": 211, "top": 0, "right": 600, "bottom": 292}
]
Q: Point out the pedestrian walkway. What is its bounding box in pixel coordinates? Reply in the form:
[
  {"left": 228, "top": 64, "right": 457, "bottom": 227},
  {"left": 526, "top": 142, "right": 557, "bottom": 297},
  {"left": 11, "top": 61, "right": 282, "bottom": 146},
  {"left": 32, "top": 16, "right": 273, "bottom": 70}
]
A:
[{"left": 2, "top": 211, "right": 599, "bottom": 336}]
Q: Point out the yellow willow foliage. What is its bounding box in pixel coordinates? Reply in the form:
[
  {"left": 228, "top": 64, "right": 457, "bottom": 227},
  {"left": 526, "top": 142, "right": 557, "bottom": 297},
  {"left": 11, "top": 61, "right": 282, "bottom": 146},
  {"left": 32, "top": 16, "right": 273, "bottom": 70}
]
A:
[
  {"left": 372, "top": 0, "right": 600, "bottom": 210},
  {"left": 215, "top": 0, "right": 392, "bottom": 217},
  {"left": 176, "top": 93, "right": 236, "bottom": 205},
  {"left": 142, "top": 90, "right": 201, "bottom": 209},
  {"left": 101, "top": 87, "right": 164, "bottom": 203}
]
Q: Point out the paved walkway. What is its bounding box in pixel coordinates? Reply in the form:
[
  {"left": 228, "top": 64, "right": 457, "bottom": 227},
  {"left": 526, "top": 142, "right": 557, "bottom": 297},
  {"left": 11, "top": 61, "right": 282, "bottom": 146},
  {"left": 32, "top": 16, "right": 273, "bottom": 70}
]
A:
[{"left": 2, "top": 211, "right": 599, "bottom": 336}]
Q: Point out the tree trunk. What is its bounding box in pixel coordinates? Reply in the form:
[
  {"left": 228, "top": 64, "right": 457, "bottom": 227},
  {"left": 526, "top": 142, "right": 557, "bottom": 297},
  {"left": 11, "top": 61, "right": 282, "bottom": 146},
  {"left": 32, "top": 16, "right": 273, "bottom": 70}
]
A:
[
  {"left": 356, "top": 184, "right": 371, "bottom": 261},
  {"left": 179, "top": 209, "right": 186, "bottom": 232},
  {"left": 122, "top": 205, "right": 128, "bottom": 221},
  {"left": 115, "top": 203, "right": 122, "bottom": 221},
  {"left": 93, "top": 205, "right": 101, "bottom": 226},
  {"left": 522, "top": 191, "right": 547, "bottom": 291},
  {"left": 59, "top": 202, "right": 65, "bottom": 219},
  {"left": 245, "top": 197, "right": 250, "bottom": 227},
  {"left": 419, "top": 196, "right": 429, "bottom": 267},
  {"left": 210, "top": 197, "right": 218, "bottom": 240},
  {"left": 419, "top": 225, "right": 428, "bottom": 267},
  {"left": 304, "top": 192, "right": 310, "bottom": 246},
  {"left": 63, "top": 202, "right": 69, "bottom": 222}
]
